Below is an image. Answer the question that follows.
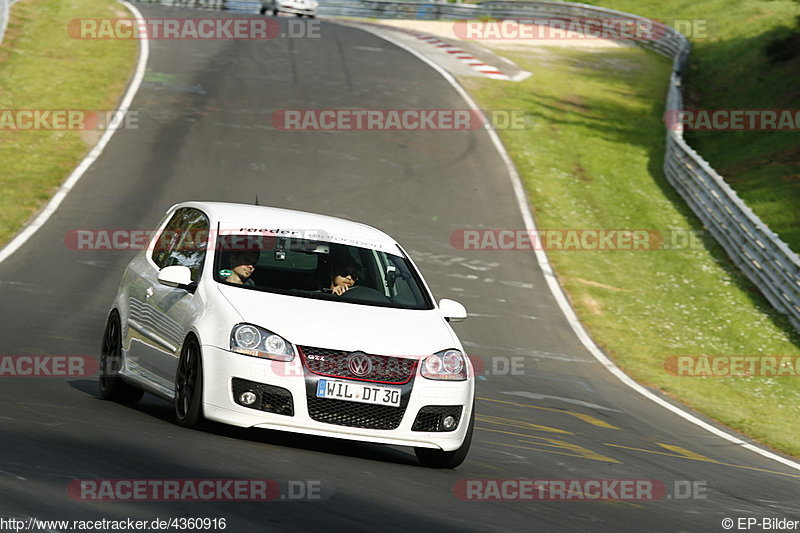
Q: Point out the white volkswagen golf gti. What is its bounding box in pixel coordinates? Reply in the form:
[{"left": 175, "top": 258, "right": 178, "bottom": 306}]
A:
[{"left": 100, "top": 202, "right": 474, "bottom": 468}]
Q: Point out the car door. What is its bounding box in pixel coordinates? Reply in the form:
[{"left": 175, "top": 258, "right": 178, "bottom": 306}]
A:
[
  {"left": 128, "top": 208, "right": 209, "bottom": 394},
  {"left": 125, "top": 208, "right": 186, "bottom": 390}
]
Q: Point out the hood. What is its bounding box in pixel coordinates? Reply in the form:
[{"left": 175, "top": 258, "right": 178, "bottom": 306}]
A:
[{"left": 216, "top": 284, "right": 459, "bottom": 356}]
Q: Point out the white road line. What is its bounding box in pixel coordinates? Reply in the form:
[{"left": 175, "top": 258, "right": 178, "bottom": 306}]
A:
[
  {"left": 354, "top": 23, "right": 800, "bottom": 474},
  {"left": 0, "top": 469, "right": 26, "bottom": 481},
  {"left": 0, "top": 0, "right": 149, "bottom": 266}
]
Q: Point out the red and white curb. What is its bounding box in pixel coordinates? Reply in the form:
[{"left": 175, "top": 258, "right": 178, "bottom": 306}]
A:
[
  {"left": 378, "top": 26, "right": 530, "bottom": 81},
  {"left": 413, "top": 33, "right": 511, "bottom": 79}
]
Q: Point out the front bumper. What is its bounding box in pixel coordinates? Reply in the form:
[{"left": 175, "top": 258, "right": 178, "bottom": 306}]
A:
[{"left": 201, "top": 345, "right": 474, "bottom": 451}]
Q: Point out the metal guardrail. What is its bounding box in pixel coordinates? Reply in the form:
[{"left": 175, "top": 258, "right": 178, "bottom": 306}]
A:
[
  {"left": 90, "top": 0, "right": 800, "bottom": 330},
  {"left": 664, "top": 81, "right": 800, "bottom": 331}
]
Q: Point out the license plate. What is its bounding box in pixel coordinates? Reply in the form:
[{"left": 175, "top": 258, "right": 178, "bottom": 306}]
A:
[{"left": 316, "top": 379, "right": 401, "bottom": 407}]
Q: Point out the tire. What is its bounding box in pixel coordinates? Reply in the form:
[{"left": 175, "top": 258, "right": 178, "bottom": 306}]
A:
[
  {"left": 99, "top": 311, "right": 144, "bottom": 404},
  {"left": 415, "top": 402, "right": 475, "bottom": 469},
  {"left": 175, "top": 336, "right": 204, "bottom": 428},
  {"left": 259, "top": 6, "right": 267, "bottom": 14},
  {"left": 272, "top": 8, "right": 278, "bottom": 15}
]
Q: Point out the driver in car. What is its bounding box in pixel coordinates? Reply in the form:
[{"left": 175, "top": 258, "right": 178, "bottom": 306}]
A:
[{"left": 326, "top": 261, "right": 361, "bottom": 296}]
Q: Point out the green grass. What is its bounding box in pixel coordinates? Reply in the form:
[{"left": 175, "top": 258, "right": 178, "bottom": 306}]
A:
[
  {"left": 0, "top": 0, "right": 137, "bottom": 246},
  {"left": 456, "top": 0, "right": 800, "bottom": 250},
  {"left": 503, "top": 0, "right": 800, "bottom": 251},
  {"left": 461, "top": 43, "right": 800, "bottom": 457}
]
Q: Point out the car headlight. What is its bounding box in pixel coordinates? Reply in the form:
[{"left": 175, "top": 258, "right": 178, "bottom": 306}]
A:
[
  {"left": 421, "top": 349, "right": 467, "bottom": 381},
  {"left": 230, "top": 323, "right": 295, "bottom": 362}
]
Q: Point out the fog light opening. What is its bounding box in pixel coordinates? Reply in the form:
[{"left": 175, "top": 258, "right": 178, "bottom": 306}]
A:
[{"left": 240, "top": 391, "right": 258, "bottom": 406}]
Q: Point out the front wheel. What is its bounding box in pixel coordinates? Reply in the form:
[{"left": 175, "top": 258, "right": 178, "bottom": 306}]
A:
[
  {"left": 415, "top": 402, "right": 475, "bottom": 468},
  {"left": 175, "top": 337, "right": 204, "bottom": 428},
  {"left": 99, "top": 311, "right": 144, "bottom": 404},
  {"left": 259, "top": 6, "right": 267, "bottom": 14}
]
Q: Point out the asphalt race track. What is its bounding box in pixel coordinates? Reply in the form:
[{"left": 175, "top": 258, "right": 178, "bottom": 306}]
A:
[{"left": 0, "top": 6, "right": 798, "bottom": 532}]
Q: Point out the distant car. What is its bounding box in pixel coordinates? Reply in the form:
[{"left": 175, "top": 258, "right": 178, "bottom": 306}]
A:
[
  {"left": 260, "top": 0, "right": 318, "bottom": 17},
  {"left": 100, "top": 202, "right": 474, "bottom": 468}
]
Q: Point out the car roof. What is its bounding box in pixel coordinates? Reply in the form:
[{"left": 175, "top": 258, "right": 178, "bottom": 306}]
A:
[{"left": 172, "top": 201, "right": 402, "bottom": 254}]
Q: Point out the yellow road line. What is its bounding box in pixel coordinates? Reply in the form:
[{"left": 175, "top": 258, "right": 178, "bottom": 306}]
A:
[
  {"left": 478, "top": 427, "right": 620, "bottom": 463},
  {"left": 477, "top": 414, "right": 572, "bottom": 435},
  {"left": 518, "top": 437, "right": 620, "bottom": 463},
  {"left": 485, "top": 439, "right": 620, "bottom": 463},
  {"left": 478, "top": 396, "right": 620, "bottom": 430},
  {"left": 656, "top": 443, "right": 719, "bottom": 463},
  {"left": 567, "top": 412, "right": 619, "bottom": 430},
  {"left": 604, "top": 443, "right": 800, "bottom": 479}
]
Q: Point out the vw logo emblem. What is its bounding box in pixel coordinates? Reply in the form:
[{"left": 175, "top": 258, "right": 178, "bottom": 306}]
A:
[{"left": 348, "top": 353, "right": 372, "bottom": 377}]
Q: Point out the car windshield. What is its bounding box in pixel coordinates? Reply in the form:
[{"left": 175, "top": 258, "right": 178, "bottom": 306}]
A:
[{"left": 213, "top": 234, "right": 433, "bottom": 310}]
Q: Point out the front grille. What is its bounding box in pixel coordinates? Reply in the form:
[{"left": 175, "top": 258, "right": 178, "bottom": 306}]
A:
[
  {"left": 299, "top": 345, "right": 417, "bottom": 384},
  {"left": 412, "top": 405, "right": 463, "bottom": 432},
  {"left": 232, "top": 378, "right": 294, "bottom": 416},
  {"left": 306, "top": 396, "right": 405, "bottom": 430}
]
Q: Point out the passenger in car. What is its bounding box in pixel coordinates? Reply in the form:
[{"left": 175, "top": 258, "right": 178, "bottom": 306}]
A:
[{"left": 224, "top": 251, "right": 260, "bottom": 286}]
